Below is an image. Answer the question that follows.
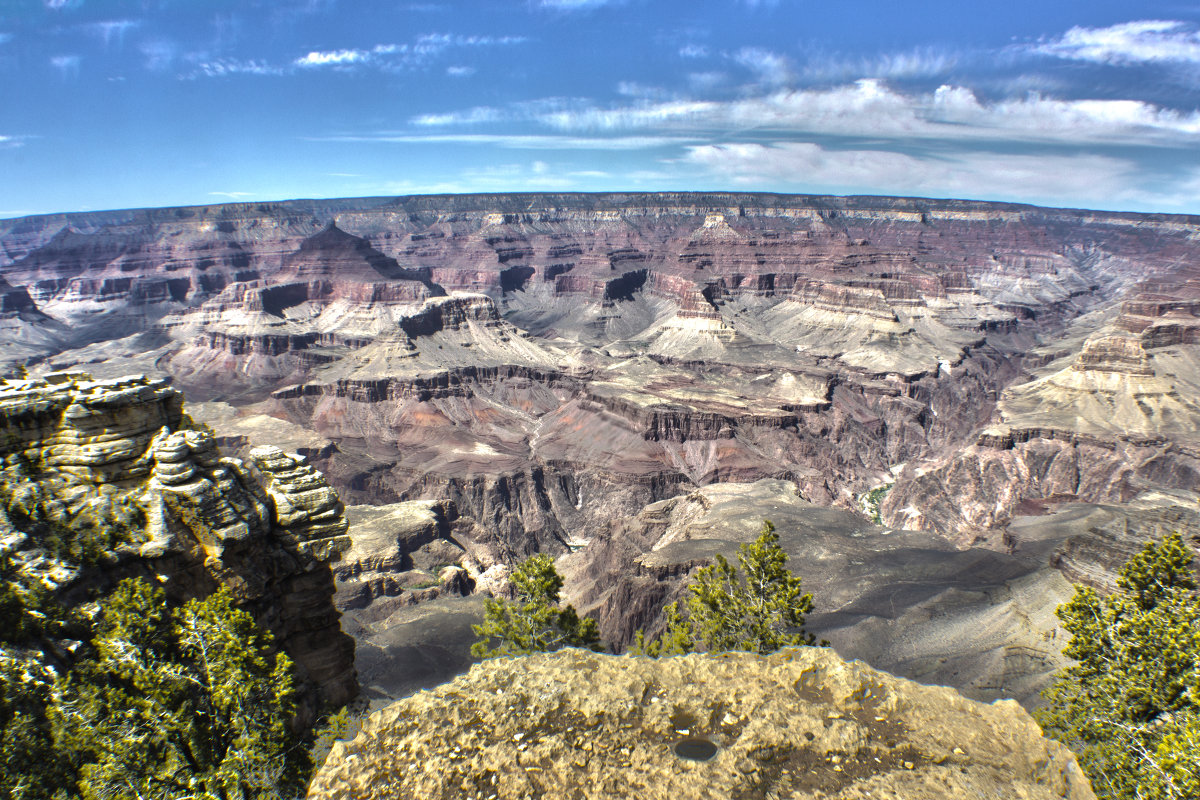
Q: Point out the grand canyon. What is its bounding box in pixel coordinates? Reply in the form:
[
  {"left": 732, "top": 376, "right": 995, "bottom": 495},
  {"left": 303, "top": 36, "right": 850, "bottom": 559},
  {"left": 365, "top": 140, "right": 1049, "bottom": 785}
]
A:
[{"left": 3, "top": 191, "right": 1199, "bottom": 712}]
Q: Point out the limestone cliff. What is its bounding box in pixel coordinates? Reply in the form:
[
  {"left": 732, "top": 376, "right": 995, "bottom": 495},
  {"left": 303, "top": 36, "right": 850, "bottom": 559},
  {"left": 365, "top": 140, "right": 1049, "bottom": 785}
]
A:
[
  {"left": 0, "top": 372, "right": 357, "bottom": 712},
  {"left": 309, "top": 647, "right": 1095, "bottom": 800}
]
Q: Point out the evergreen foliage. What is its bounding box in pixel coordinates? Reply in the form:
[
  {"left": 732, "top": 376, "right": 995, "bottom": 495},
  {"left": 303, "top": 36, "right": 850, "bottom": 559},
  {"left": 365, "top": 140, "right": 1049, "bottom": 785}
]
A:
[
  {"left": 57, "top": 579, "right": 308, "bottom": 800},
  {"left": 471, "top": 554, "right": 602, "bottom": 658},
  {"left": 0, "top": 658, "right": 74, "bottom": 800},
  {"left": 1036, "top": 533, "right": 1200, "bottom": 800},
  {"left": 633, "top": 520, "right": 824, "bottom": 656}
]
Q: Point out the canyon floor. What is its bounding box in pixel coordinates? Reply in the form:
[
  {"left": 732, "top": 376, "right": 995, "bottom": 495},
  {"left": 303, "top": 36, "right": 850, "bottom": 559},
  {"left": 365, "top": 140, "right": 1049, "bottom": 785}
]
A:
[{"left": 3, "top": 192, "right": 1199, "bottom": 707}]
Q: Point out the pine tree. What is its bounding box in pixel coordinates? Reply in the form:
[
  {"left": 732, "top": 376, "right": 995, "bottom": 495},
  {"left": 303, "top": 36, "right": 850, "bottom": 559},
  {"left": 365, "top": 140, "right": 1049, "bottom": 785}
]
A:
[
  {"left": 471, "top": 554, "right": 602, "bottom": 658},
  {"left": 633, "top": 520, "right": 822, "bottom": 656},
  {"left": 57, "top": 579, "right": 308, "bottom": 800},
  {"left": 1036, "top": 533, "right": 1200, "bottom": 800}
]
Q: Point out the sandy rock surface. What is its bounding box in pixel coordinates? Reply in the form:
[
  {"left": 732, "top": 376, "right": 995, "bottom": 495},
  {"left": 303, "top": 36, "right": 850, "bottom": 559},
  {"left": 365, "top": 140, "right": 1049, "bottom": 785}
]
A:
[{"left": 310, "top": 647, "right": 1094, "bottom": 800}]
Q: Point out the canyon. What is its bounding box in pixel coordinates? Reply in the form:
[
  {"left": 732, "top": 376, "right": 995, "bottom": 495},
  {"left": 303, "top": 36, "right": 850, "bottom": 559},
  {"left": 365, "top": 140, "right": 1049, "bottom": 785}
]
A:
[{"left": 2, "top": 192, "right": 1199, "bottom": 706}]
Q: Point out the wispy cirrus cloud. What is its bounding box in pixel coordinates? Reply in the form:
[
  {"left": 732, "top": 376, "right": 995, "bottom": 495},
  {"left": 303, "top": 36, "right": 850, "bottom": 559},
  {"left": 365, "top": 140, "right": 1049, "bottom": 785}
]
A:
[
  {"left": 82, "top": 19, "right": 140, "bottom": 49},
  {"left": 50, "top": 54, "right": 81, "bottom": 78},
  {"left": 0, "top": 33, "right": 12, "bottom": 45},
  {"left": 802, "top": 46, "right": 960, "bottom": 82},
  {"left": 208, "top": 191, "right": 257, "bottom": 199},
  {"left": 683, "top": 141, "right": 1141, "bottom": 204},
  {"left": 734, "top": 47, "right": 793, "bottom": 86},
  {"left": 1032, "top": 20, "right": 1200, "bottom": 66},
  {"left": 182, "top": 32, "right": 527, "bottom": 78},
  {"left": 307, "top": 133, "right": 695, "bottom": 149},
  {"left": 412, "top": 106, "right": 505, "bottom": 125},
  {"left": 140, "top": 38, "right": 179, "bottom": 71},
  {"left": 293, "top": 34, "right": 526, "bottom": 70},
  {"left": 192, "top": 59, "right": 286, "bottom": 78},
  {"left": 522, "top": 80, "right": 1200, "bottom": 146},
  {"left": 538, "top": 0, "right": 623, "bottom": 10}
]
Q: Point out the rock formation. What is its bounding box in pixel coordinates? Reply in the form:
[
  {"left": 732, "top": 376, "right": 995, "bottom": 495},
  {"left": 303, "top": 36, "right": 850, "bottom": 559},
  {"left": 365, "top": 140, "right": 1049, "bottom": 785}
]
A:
[
  {"left": 308, "top": 647, "right": 1095, "bottom": 800},
  {"left": 0, "top": 372, "right": 357, "bottom": 712}
]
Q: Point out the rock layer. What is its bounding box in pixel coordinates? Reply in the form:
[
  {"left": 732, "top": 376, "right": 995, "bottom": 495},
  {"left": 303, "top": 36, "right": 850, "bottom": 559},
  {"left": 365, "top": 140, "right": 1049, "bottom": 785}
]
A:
[{"left": 309, "top": 647, "right": 1095, "bottom": 800}]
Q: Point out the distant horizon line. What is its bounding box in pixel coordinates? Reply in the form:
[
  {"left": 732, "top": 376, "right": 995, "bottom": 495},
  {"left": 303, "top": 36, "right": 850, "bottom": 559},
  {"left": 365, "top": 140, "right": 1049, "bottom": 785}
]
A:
[{"left": 3, "top": 189, "right": 1198, "bottom": 224}]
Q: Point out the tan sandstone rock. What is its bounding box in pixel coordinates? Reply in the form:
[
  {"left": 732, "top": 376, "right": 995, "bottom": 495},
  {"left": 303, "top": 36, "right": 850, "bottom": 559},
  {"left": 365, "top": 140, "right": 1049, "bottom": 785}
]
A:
[{"left": 309, "top": 647, "right": 1094, "bottom": 800}]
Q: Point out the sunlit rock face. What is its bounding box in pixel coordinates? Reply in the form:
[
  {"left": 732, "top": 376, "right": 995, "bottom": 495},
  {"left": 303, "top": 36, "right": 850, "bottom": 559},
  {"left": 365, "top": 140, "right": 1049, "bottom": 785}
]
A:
[
  {"left": 0, "top": 372, "right": 357, "bottom": 713},
  {"left": 4, "top": 192, "right": 1200, "bottom": 704},
  {"left": 308, "top": 647, "right": 1095, "bottom": 800}
]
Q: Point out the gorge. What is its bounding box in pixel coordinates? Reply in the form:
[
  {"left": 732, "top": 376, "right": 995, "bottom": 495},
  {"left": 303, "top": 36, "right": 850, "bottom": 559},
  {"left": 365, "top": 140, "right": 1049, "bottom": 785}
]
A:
[{"left": 2, "top": 192, "right": 1199, "bottom": 708}]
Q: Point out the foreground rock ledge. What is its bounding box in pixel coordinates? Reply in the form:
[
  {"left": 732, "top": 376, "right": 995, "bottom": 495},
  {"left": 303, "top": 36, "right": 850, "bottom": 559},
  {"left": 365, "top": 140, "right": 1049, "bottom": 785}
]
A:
[{"left": 309, "top": 647, "right": 1094, "bottom": 800}]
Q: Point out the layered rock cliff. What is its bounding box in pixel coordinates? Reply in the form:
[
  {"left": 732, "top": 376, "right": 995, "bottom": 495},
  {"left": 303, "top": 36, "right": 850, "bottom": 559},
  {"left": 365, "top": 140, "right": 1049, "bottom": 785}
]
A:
[
  {"left": 0, "top": 372, "right": 357, "bottom": 713},
  {"left": 309, "top": 647, "right": 1095, "bottom": 800}
]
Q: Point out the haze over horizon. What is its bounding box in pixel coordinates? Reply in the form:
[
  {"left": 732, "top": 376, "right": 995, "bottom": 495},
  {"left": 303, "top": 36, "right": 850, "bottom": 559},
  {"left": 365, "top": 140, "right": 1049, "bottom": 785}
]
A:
[{"left": 3, "top": 0, "right": 1200, "bottom": 218}]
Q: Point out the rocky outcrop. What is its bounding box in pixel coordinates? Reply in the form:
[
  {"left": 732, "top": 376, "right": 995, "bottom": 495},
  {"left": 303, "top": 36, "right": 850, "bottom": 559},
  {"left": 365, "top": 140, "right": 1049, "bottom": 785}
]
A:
[
  {"left": 1072, "top": 334, "right": 1153, "bottom": 375},
  {"left": 0, "top": 372, "right": 357, "bottom": 712},
  {"left": 309, "top": 647, "right": 1095, "bottom": 800},
  {"left": 333, "top": 499, "right": 467, "bottom": 615},
  {"left": 0, "top": 275, "right": 35, "bottom": 313}
]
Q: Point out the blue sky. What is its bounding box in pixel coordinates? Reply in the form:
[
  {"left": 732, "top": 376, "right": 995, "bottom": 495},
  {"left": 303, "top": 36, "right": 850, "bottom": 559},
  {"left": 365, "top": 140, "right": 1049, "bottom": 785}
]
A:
[{"left": 3, "top": 1, "right": 1200, "bottom": 216}]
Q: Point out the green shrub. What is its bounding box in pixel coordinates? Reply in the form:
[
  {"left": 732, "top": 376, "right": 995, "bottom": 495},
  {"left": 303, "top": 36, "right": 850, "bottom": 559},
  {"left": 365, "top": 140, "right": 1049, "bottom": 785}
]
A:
[
  {"left": 471, "top": 554, "right": 602, "bottom": 658},
  {"left": 633, "top": 520, "right": 825, "bottom": 656}
]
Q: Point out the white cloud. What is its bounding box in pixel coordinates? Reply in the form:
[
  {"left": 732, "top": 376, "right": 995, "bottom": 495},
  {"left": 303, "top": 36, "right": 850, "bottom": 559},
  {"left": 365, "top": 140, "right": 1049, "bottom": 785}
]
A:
[
  {"left": 0, "top": 33, "right": 12, "bottom": 45},
  {"left": 1034, "top": 20, "right": 1200, "bottom": 65},
  {"left": 208, "top": 191, "right": 257, "bottom": 199},
  {"left": 44, "top": 0, "right": 83, "bottom": 10},
  {"left": 307, "top": 133, "right": 694, "bottom": 149},
  {"left": 527, "top": 80, "right": 1200, "bottom": 146},
  {"left": 679, "top": 44, "right": 709, "bottom": 58},
  {"left": 683, "top": 141, "right": 1141, "bottom": 204},
  {"left": 446, "top": 65, "right": 475, "bottom": 77},
  {"left": 291, "top": 34, "right": 524, "bottom": 70},
  {"left": 734, "top": 47, "right": 792, "bottom": 86},
  {"left": 295, "top": 48, "right": 368, "bottom": 67}
]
